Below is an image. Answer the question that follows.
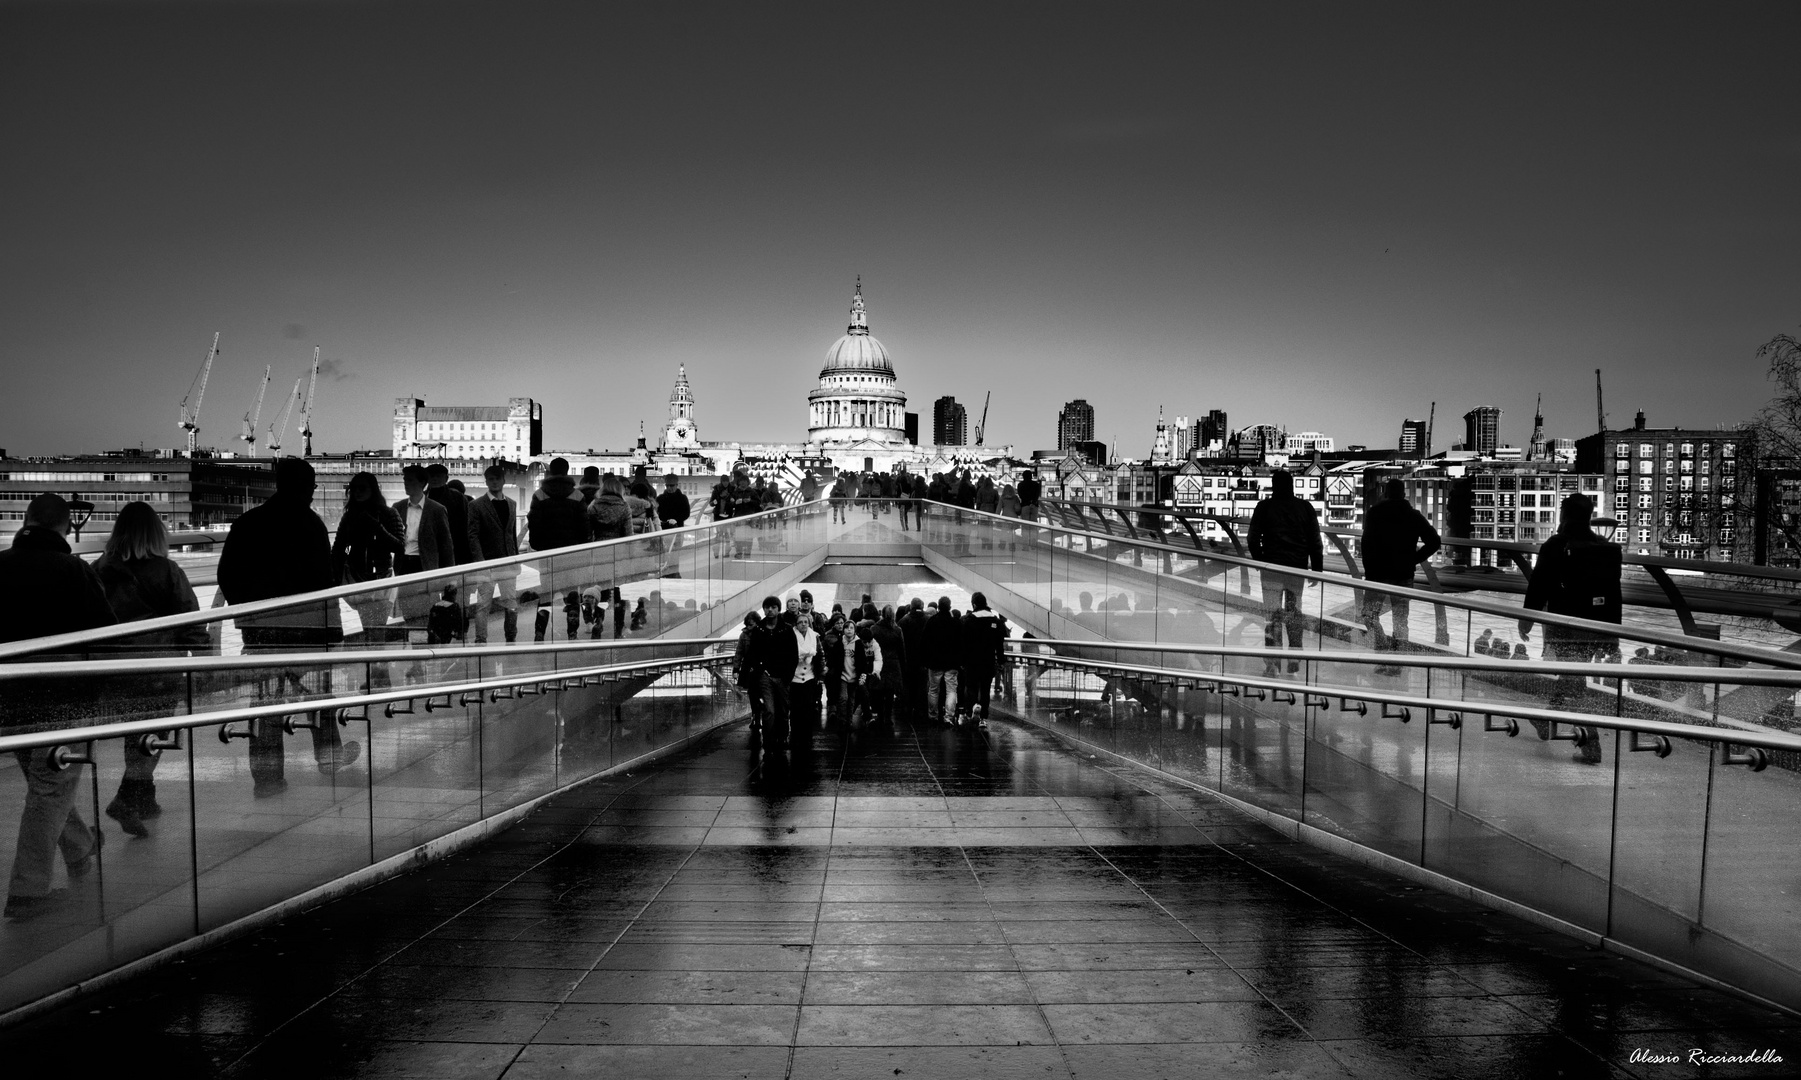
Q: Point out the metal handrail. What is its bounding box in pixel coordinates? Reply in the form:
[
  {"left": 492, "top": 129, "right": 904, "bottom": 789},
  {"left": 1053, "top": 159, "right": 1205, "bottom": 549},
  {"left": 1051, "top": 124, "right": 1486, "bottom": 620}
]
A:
[
  {"left": 1042, "top": 497, "right": 1801, "bottom": 585},
  {"left": 1018, "top": 652, "right": 1801, "bottom": 756},
  {"left": 933, "top": 502, "right": 1801, "bottom": 669},
  {"left": 0, "top": 499, "right": 830, "bottom": 662},
  {"left": 0, "top": 637, "right": 726, "bottom": 681},
  {"left": 0, "top": 653, "right": 734, "bottom": 755},
  {"left": 1003, "top": 638, "right": 1801, "bottom": 689}
]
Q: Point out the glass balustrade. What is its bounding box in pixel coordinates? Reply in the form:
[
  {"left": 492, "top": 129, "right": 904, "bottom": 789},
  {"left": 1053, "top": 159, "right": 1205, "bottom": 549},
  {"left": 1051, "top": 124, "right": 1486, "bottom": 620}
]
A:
[{"left": 0, "top": 655, "right": 744, "bottom": 1017}]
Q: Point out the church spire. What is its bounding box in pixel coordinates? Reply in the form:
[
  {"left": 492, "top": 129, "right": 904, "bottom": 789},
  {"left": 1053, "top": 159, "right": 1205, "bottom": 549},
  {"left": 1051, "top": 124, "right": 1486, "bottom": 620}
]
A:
[{"left": 847, "top": 276, "right": 869, "bottom": 335}]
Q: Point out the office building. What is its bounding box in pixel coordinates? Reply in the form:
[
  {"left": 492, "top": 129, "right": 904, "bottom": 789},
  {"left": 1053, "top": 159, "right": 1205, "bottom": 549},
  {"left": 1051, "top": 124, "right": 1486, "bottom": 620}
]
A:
[
  {"left": 1463, "top": 406, "right": 1503, "bottom": 457},
  {"left": 934, "top": 396, "right": 967, "bottom": 447},
  {"left": 1057, "top": 399, "right": 1095, "bottom": 450}
]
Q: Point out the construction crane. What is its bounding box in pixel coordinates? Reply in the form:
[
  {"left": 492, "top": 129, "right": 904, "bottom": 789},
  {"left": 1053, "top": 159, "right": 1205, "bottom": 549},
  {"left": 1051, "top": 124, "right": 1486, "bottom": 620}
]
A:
[
  {"left": 266, "top": 378, "right": 301, "bottom": 455},
  {"left": 973, "top": 390, "right": 991, "bottom": 447},
  {"left": 239, "top": 365, "right": 271, "bottom": 456},
  {"left": 298, "top": 347, "right": 321, "bottom": 457},
  {"left": 177, "top": 332, "right": 220, "bottom": 456},
  {"left": 1425, "top": 401, "right": 1435, "bottom": 457},
  {"left": 1595, "top": 368, "right": 1607, "bottom": 433}
]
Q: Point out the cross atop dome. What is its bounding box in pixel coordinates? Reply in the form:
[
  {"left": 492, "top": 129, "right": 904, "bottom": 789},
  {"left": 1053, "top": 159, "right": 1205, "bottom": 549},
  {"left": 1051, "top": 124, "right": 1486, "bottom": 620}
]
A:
[{"left": 847, "top": 276, "right": 869, "bottom": 336}]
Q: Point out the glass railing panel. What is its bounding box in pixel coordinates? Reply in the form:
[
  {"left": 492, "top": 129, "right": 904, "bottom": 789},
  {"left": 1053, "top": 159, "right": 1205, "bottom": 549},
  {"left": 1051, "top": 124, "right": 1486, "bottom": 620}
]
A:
[
  {"left": 1216, "top": 684, "right": 1306, "bottom": 822},
  {"left": 0, "top": 733, "right": 199, "bottom": 1017},
  {"left": 1300, "top": 686, "right": 1427, "bottom": 863},
  {"left": 1420, "top": 706, "right": 1614, "bottom": 933},
  {"left": 1695, "top": 745, "right": 1801, "bottom": 995},
  {"left": 1607, "top": 731, "right": 1712, "bottom": 963},
  {"left": 193, "top": 705, "right": 372, "bottom": 933},
  {"left": 479, "top": 680, "right": 561, "bottom": 816},
  {"left": 366, "top": 684, "right": 482, "bottom": 862}
]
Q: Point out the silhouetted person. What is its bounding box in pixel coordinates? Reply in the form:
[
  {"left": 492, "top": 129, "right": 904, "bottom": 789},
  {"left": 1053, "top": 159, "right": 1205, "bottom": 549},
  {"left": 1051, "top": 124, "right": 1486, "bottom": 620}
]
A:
[
  {"left": 1359, "top": 479, "right": 1440, "bottom": 675},
  {"left": 960, "top": 592, "right": 1005, "bottom": 720},
  {"left": 1520, "top": 493, "right": 1621, "bottom": 763},
  {"left": 425, "top": 462, "right": 480, "bottom": 566},
  {"left": 1248, "top": 470, "right": 1323, "bottom": 674},
  {"left": 1, "top": 493, "right": 115, "bottom": 920},
  {"left": 217, "top": 457, "right": 360, "bottom": 797}
]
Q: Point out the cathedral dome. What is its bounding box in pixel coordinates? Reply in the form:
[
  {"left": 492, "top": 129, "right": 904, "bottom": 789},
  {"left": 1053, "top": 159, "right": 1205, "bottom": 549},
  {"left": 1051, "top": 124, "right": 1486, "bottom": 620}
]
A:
[
  {"left": 818, "top": 281, "right": 895, "bottom": 377},
  {"left": 821, "top": 332, "right": 893, "bottom": 376},
  {"left": 808, "top": 279, "right": 908, "bottom": 445}
]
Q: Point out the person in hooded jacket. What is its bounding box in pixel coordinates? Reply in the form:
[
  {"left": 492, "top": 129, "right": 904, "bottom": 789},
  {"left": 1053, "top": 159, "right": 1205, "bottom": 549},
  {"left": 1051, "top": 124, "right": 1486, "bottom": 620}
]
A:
[
  {"left": 525, "top": 461, "right": 591, "bottom": 641},
  {"left": 871, "top": 605, "right": 907, "bottom": 720},
  {"left": 959, "top": 593, "right": 1006, "bottom": 720},
  {"left": 975, "top": 476, "right": 999, "bottom": 515},
  {"left": 94, "top": 501, "right": 210, "bottom": 837},
  {"left": 587, "top": 474, "right": 633, "bottom": 540}
]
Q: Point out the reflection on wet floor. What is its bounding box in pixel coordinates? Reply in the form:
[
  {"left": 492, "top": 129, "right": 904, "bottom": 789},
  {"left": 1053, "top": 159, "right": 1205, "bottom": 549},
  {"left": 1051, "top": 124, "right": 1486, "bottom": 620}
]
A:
[{"left": 2, "top": 709, "right": 1794, "bottom": 1079}]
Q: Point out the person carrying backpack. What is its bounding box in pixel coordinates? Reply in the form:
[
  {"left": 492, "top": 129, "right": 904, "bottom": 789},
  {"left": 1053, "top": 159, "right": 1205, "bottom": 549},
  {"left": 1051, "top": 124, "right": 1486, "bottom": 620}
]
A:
[{"left": 1519, "top": 493, "right": 1621, "bottom": 764}]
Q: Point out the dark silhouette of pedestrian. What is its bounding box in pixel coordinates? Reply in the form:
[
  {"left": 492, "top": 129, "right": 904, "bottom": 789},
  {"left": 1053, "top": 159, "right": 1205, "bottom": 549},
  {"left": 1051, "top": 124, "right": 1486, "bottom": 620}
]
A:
[
  {"left": 1359, "top": 479, "right": 1440, "bottom": 675},
  {"left": 1, "top": 493, "right": 115, "bottom": 921},
  {"left": 1247, "top": 470, "right": 1323, "bottom": 674},
  {"left": 1520, "top": 493, "right": 1621, "bottom": 763},
  {"left": 217, "top": 457, "right": 360, "bottom": 797}
]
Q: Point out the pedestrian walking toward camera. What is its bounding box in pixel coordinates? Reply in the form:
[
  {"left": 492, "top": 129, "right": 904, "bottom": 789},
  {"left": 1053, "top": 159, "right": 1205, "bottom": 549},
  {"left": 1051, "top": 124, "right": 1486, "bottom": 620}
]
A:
[
  {"left": 960, "top": 592, "right": 1005, "bottom": 720},
  {"left": 218, "top": 457, "right": 360, "bottom": 797},
  {"left": 1247, "top": 470, "right": 1323, "bottom": 674},
  {"left": 921, "top": 596, "right": 962, "bottom": 724},
  {"left": 1520, "top": 493, "right": 1621, "bottom": 763},
  {"left": 472, "top": 466, "right": 520, "bottom": 644},
  {"left": 1359, "top": 479, "right": 1440, "bottom": 676},
  {"left": 1, "top": 494, "right": 115, "bottom": 920},
  {"left": 95, "top": 501, "right": 210, "bottom": 838},
  {"left": 734, "top": 611, "right": 766, "bottom": 733}
]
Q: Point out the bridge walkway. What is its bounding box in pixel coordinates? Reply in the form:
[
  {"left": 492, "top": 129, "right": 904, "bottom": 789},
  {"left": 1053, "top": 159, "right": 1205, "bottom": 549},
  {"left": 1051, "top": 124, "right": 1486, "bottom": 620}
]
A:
[{"left": 3, "top": 709, "right": 1791, "bottom": 1079}]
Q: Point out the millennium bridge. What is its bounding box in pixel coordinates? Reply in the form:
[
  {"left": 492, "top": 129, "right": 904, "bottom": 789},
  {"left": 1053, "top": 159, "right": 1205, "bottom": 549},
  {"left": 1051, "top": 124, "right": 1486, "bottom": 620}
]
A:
[{"left": 1, "top": 500, "right": 1797, "bottom": 1078}]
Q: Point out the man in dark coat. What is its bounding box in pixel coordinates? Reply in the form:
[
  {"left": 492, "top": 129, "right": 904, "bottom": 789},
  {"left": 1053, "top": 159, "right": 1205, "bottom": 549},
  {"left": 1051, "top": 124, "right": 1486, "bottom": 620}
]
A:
[
  {"left": 1, "top": 494, "right": 115, "bottom": 920},
  {"left": 959, "top": 593, "right": 1006, "bottom": 720},
  {"left": 1359, "top": 479, "right": 1441, "bottom": 675},
  {"left": 898, "top": 597, "right": 929, "bottom": 720},
  {"left": 472, "top": 465, "right": 519, "bottom": 644},
  {"left": 920, "top": 596, "right": 962, "bottom": 724},
  {"left": 1247, "top": 470, "right": 1323, "bottom": 674},
  {"left": 746, "top": 595, "right": 797, "bottom": 742},
  {"left": 218, "top": 457, "right": 359, "bottom": 796},
  {"left": 1016, "top": 469, "right": 1043, "bottom": 520},
  {"left": 425, "top": 463, "right": 479, "bottom": 565}
]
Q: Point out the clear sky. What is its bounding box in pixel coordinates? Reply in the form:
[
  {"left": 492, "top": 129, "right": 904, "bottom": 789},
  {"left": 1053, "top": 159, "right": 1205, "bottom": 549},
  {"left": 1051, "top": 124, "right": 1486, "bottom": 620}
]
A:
[{"left": 2, "top": 1, "right": 1797, "bottom": 459}]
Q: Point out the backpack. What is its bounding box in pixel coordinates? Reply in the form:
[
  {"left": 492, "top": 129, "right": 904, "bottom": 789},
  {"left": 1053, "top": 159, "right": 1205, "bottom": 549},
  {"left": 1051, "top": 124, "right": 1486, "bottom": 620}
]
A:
[{"left": 1557, "top": 537, "right": 1622, "bottom": 623}]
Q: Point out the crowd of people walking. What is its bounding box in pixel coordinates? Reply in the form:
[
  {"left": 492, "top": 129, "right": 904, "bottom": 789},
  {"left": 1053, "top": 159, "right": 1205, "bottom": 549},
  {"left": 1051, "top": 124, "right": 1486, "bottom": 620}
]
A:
[{"left": 731, "top": 588, "right": 1010, "bottom": 744}]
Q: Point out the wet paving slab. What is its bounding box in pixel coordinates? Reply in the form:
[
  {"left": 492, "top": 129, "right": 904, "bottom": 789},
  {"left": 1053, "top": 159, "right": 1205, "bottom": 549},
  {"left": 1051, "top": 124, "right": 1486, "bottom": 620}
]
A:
[{"left": 1, "top": 712, "right": 1795, "bottom": 1078}]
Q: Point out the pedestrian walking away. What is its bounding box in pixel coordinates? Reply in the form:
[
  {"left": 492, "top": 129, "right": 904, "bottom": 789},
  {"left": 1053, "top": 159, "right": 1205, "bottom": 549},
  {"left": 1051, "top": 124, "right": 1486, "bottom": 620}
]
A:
[
  {"left": 1358, "top": 478, "right": 1440, "bottom": 675},
  {"left": 0, "top": 493, "right": 116, "bottom": 921},
  {"left": 95, "top": 501, "right": 211, "bottom": 838},
  {"left": 1247, "top": 469, "right": 1323, "bottom": 674},
  {"left": 1520, "top": 493, "right": 1622, "bottom": 762},
  {"left": 217, "top": 457, "right": 360, "bottom": 798}
]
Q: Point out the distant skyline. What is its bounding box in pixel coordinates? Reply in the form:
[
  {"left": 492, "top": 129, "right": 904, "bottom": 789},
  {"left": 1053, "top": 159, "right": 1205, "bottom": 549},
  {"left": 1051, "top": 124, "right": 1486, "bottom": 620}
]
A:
[{"left": 3, "top": 2, "right": 1798, "bottom": 460}]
